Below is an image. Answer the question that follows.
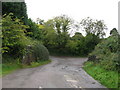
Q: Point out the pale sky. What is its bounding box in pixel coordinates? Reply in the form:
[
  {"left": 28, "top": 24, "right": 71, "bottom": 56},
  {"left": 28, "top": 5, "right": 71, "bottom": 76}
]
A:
[{"left": 25, "top": 0, "right": 119, "bottom": 37}]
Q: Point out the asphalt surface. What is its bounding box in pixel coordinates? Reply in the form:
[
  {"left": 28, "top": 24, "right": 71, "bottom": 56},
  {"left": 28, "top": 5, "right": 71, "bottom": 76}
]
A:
[{"left": 2, "top": 56, "right": 106, "bottom": 88}]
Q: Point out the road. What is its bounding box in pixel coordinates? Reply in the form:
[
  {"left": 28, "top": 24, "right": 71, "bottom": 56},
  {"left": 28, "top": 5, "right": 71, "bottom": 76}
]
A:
[{"left": 2, "top": 56, "right": 106, "bottom": 88}]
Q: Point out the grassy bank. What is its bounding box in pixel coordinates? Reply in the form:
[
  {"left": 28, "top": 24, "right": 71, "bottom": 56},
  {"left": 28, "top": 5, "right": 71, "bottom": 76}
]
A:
[
  {"left": 83, "top": 61, "right": 118, "bottom": 88},
  {"left": 1, "top": 59, "right": 51, "bottom": 77}
]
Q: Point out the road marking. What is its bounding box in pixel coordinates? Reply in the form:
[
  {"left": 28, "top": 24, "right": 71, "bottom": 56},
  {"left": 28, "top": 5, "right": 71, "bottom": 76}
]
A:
[
  {"left": 72, "top": 84, "right": 78, "bottom": 88},
  {"left": 79, "top": 86, "right": 82, "bottom": 88},
  {"left": 38, "top": 86, "right": 42, "bottom": 88},
  {"left": 66, "top": 80, "right": 77, "bottom": 83},
  {"left": 64, "top": 75, "right": 72, "bottom": 80},
  {"left": 64, "top": 74, "right": 81, "bottom": 88}
]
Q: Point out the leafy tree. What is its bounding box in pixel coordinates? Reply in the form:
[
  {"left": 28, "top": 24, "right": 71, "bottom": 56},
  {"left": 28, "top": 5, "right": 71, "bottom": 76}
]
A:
[
  {"left": 27, "top": 18, "right": 43, "bottom": 40},
  {"left": 2, "top": 2, "right": 50, "bottom": 65},
  {"left": 66, "top": 32, "right": 84, "bottom": 55},
  {"left": 67, "top": 32, "right": 101, "bottom": 56},
  {"left": 51, "top": 15, "right": 72, "bottom": 49},
  {"left": 110, "top": 28, "right": 119, "bottom": 36},
  {"left": 80, "top": 17, "right": 107, "bottom": 38},
  {"left": 2, "top": 13, "right": 30, "bottom": 60},
  {"left": 2, "top": 2, "right": 28, "bottom": 24},
  {"left": 72, "top": 32, "right": 84, "bottom": 40},
  {"left": 52, "top": 15, "right": 73, "bottom": 34},
  {"left": 42, "top": 15, "right": 73, "bottom": 54},
  {"left": 84, "top": 33, "right": 100, "bottom": 54},
  {"left": 42, "top": 16, "right": 103, "bottom": 56},
  {"left": 90, "top": 31, "right": 119, "bottom": 70},
  {"left": 36, "top": 18, "right": 44, "bottom": 25},
  {"left": 43, "top": 26, "right": 57, "bottom": 48},
  {"left": 40, "top": 19, "right": 58, "bottom": 53},
  {"left": 65, "top": 40, "right": 79, "bottom": 55}
]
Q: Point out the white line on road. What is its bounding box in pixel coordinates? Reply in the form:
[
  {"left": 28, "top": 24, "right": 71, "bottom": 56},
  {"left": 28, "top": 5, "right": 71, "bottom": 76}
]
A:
[
  {"left": 64, "top": 74, "right": 81, "bottom": 88},
  {"left": 66, "top": 80, "right": 78, "bottom": 83},
  {"left": 38, "top": 86, "right": 42, "bottom": 88},
  {"left": 72, "top": 84, "right": 78, "bottom": 88}
]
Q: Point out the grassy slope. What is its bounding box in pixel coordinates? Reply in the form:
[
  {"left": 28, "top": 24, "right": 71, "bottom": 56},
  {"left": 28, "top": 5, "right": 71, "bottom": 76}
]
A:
[
  {"left": 0, "top": 60, "right": 51, "bottom": 77},
  {"left": 83, "top": 61, "right": 118, "bottom": 88}
]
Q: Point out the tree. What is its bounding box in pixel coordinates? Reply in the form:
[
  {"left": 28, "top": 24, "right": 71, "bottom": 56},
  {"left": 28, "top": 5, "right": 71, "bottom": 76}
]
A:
[
  {"left": 72, "top": 32, "right": 84, "bottom": 40},
  {"left": 42, "top": 15, "right": 73, "bottom": 54},
  {"left": 90, "top": 33, "right": 119, "bottom": 70},
  {"left": 2, "top": 2, "right": 28, "bottom": 24},
  {"left": 53, "top": 15, "right": 73, "bottom": 34},
  {"left": 110, "top": 28, "right": 119, "bottom": 36},
  {"left": 27, "top": 18, "right": 43, "bottom": 40},
  {"left": 52, "top": 15, "right": 72, "bottom": 49},
  {"left": 65, "top": 40, "right": 78, "bottom": 55},
  {"left": 84, "top": 33, "right": 100, "bottom": 54},
  {"left": 36, "top": 18, "right": 44, "bottom": 25},
  {"left": 80, "top": 17, "right": 107, "bottom": 38},
  {"left": 2, "top": 13, "right": 30, "bottom": 59},
  {"left": 41, "top": 19, "right": 58, "bottom": 52}
]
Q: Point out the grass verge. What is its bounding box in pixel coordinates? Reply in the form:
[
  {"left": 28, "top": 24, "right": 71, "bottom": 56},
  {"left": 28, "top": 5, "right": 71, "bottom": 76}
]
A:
[
  {"left": 83, "top": 61, "right": 118, "bottom": 88},
  {"left": 0, "top": 59, "right": 51, "bottom": 77}
]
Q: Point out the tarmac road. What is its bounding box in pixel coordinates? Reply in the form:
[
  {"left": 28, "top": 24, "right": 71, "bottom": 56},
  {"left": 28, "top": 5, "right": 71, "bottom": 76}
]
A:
[{"left": 2, "top": 56, "right": 106, "bottom": 88}]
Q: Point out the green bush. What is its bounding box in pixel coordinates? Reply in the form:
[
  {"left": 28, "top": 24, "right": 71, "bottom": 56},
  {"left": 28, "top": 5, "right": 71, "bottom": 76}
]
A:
[
  {"left": 65, "top": 40, "right": 78, "bottom": 55},
  {"left": 32, "top": 41, "right": 49, "bottom": 62},
  {"left": 100, "top": 53, "right": 118, "bottom": 70},
  {"left": 2, "top": 13, "right": 31, "bottom": 61},
  {"left": 26, "top": 18, "right": 43, "bottom": 40},
  {"left": 90, "top": 34, "right": 119, "bottom": 70}
]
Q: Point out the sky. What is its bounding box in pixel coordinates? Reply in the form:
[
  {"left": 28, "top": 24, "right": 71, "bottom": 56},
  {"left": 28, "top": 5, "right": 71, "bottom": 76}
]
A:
[{"left": 25, "top": 0, "right": 119, "bottom": 37}]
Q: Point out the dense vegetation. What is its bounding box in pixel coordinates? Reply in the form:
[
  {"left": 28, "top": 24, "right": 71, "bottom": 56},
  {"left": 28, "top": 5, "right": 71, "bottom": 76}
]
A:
[
  {"left": 2, "top": 12, "right": 50, "bottom": 69},
  {"left": 1, "top": 2, "right": 119, "bottom": 88},
  {"left": 2, "top": 13, "right": 30, "bottom": 60},
  {"left": 84, "top": 61, "right": 118, "bottom": 88},
  {"left": 1, "top": 2, "right": 50, "bottom": 76},
  {"left": 2, "top": 2, "right": 28, "bottom": 24},
  {"left": 84, "top": 28, "right": 119, "bottom": 88},
  {"left": 89, "top": 28, "right": 119, "bottom": 71},
  {"left": 38, "top": 16, "right": 106, "bottom": 56}
]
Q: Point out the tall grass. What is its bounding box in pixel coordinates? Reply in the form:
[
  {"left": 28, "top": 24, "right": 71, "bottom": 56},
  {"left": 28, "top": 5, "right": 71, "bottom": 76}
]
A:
[{"left": 83, "top": 61, "right": 118, "bottom": 88}]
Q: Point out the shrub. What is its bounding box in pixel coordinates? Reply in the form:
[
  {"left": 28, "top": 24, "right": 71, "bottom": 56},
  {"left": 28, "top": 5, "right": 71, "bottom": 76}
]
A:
[
  {"left": 2, "top": 13, "right": 31, "bottom": 61},
  {"left": 32, "top": 41, "right": 49, "bottom": 62},
  {"left": 65, "top": 40, "right": 78, "bottom": 55},
  {"left": 90, "top": 34, "right": 119, "bottom": 71},
  {"left": 100, "top": 53, "right": 118, "bottom": 70}
]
